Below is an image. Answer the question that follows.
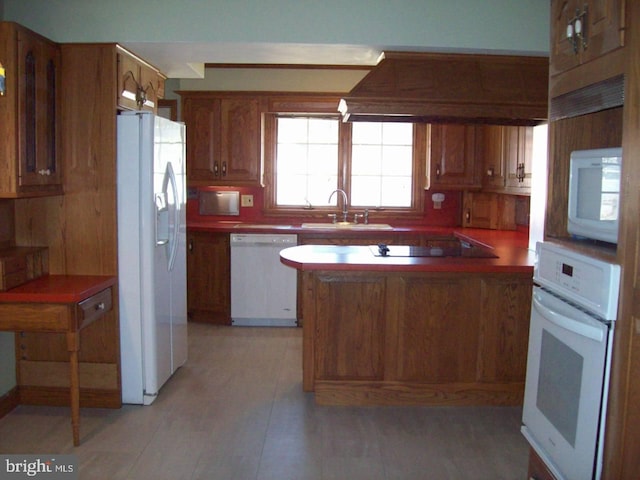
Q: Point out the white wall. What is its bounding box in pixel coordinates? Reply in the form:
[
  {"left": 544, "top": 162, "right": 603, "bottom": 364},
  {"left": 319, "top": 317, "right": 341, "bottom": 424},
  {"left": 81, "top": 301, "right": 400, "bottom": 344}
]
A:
[
  {"left": 2, "top": 0, "right": 548, "bottom": 58},
  {"left": 529, "top": 124, "right": 549, "bottom": 250}
]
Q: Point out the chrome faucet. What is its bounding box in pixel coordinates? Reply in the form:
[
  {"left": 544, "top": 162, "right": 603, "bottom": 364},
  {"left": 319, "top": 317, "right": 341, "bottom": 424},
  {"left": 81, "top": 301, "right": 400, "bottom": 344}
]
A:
[{"left": 328, "top": 188, "right": 349, "bottom": 222}]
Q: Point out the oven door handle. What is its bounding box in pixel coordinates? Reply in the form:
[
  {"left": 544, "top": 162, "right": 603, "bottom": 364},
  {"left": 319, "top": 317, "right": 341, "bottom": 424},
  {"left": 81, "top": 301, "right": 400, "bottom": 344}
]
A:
[{"left": 532, "top": 290, "right": 605, "bottom": 342}]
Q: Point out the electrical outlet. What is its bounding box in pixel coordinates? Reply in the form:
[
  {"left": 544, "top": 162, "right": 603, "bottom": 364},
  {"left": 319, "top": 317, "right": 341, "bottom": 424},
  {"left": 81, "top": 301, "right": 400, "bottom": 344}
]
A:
[{"left": 241, "top": 194, "right": 254, "bottom": 207}]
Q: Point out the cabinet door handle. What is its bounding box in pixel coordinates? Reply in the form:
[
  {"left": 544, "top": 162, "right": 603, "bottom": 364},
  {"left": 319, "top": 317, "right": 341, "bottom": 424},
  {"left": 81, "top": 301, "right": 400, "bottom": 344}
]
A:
[
  {"left": 436, "top": 164, "right": 441, "bottom": 179},
  {"left": 465, "top": 209, "right": 471, "bottom": 224},
  {"left": 188, "top": 239, "right": 193, "bottom": 253},
  {"left": 222, "top": 161, "right": 227, "bottom": 176},
  {"left": 214, "top": 162, "right": 219, "bottom": 177}
]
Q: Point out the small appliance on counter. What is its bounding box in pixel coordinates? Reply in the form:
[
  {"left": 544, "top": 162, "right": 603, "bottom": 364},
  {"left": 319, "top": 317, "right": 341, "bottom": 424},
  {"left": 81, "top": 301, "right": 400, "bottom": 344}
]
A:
[{"left": 199, "top": 190, "right": 240, "bottom": 216}]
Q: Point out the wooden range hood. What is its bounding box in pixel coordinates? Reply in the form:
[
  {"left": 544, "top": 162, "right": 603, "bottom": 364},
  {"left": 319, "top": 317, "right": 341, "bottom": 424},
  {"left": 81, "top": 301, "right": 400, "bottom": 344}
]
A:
[{"left": 338, "top": 51, "right": 549, "bottom": 125}]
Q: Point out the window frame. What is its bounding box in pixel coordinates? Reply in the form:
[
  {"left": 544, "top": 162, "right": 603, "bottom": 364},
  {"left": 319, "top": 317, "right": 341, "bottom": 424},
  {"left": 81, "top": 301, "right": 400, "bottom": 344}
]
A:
[{"left": 262, "top": 99, "right": 426, "bottom": 219}]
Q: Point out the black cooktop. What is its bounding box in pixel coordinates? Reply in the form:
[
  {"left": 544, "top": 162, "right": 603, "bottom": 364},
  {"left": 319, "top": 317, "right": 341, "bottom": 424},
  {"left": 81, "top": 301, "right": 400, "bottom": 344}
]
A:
[{"left": 370, "top": 242, "right": 498, "bottom": 259}]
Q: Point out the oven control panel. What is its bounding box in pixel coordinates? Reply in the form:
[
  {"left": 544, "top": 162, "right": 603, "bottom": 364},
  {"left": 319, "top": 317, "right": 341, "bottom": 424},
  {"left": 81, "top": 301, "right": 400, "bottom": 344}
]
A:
[{"left": 534, "top": 242, "right": 621, "bottom": 320}]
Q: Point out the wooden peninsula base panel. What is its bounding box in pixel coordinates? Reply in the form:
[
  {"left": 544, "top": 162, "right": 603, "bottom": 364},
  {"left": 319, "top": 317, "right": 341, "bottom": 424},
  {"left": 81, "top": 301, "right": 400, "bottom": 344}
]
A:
[{"left": 300, "top": 269, "right": 532, "bottom": 406}]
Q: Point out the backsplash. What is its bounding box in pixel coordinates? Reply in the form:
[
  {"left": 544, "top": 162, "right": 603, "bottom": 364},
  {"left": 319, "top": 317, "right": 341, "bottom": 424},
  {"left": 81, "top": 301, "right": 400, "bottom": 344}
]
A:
[{"left": 187, "top": 185, "right": 463, "bottom": 227}]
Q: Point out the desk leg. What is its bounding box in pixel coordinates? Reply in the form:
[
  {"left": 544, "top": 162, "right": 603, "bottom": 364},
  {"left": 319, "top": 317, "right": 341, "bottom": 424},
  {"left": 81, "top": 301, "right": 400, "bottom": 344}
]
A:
[{"left": 67, "top": 332, "right": 80, "bottom": 446}]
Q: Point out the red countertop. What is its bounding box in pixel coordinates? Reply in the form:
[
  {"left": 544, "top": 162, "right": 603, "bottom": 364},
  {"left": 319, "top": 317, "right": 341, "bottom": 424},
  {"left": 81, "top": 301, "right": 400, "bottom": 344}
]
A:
[
  {"left": 190, "top": 220, "right": 485, "bottom": 237},
  {"left": 0, "top": 275, "right": 117, "bottom": 304},
  {"left": 280, "top": 227, "right": 534, "bottom": 273},
  {"left": 188, "top": 220, "right": 535, "bottom": 273}
]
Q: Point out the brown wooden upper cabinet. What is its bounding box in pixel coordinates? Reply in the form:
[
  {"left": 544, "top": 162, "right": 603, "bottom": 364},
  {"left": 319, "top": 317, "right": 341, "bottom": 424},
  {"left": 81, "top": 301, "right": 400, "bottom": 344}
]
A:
[
  {"left": 479, "top": 125, "right": 533, "bottom": 195},
  {"left": 550, "top": 0, "right": 625, "bottom": 77},
  {"left": 181, "top": 93, "right": 262, "bottom": 186},
  {"left": 427, "top": 124, "right": 480, "bottom": 190},
  {"left": 0, "top": 22, "right": 62, "bottom": 198},
  {"left": 479, "top": 126, "right": 507, "bottom": 190},
  {"left": 504, "top": 126, "right": 533, "bottom": 191},
  {"left": 116, "top": 46, "right": 165, "bottom": 112}
]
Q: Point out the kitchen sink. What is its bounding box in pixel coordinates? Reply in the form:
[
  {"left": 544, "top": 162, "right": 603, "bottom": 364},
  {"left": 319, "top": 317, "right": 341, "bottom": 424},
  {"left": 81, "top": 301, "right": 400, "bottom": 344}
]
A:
[{"left": 301, "top": 222, "right": 393, "bottom": 230}]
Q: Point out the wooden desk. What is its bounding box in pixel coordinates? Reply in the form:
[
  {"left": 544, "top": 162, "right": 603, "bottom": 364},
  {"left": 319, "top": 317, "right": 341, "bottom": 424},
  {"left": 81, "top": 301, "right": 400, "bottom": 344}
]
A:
[{"left": 0, "top": 275, "right": 117, "bottom": 446}]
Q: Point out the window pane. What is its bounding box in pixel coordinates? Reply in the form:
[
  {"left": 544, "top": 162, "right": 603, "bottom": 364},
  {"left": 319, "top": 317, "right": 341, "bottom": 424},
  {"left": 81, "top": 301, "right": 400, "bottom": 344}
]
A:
[
  {"left": 382, "top": 145, "right": 412, "bottom": 175},
  {"left": 308, "top": 145, "right": 338, "bottom": 174},
  {"left": 352, "top": 145, "right": 382, "bottom": 175},
  {"left": 308, "top": 118, "right": 338, "bottom": 143},
  {"left": 275, "top": 117, "right": 339, "bottom": 206},
  {"left": 308, "top": 176, "right": 338, "bottom": 206},
  {"left": 383, "top": 123, "right": 413, "bottom": 144},
  {"left": 278, "top": 118, "right": 308, "bottom": 143},
  {"left": 277, "top": 144, "right": 309, "bottom": 175},
  {"left": 351, "top": 176, "right": 382, "bottom": 206},
  {"left": 277, "top": 174, "right": 308, "bottom": 205},
  {"left": 381, "top": 176, "right": 412, "bottom": 206},
  {"left": 352, "top": 122, "right": 382, "bottom": 144},
  {"left": 351, "top": 122, "right": 413, "bottom": 207}
]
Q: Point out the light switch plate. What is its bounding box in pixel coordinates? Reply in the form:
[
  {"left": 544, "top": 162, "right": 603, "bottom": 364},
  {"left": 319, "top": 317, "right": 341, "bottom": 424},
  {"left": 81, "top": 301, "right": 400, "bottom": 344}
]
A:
[{"left": 241, "top": 194, "right": 254, "bottom": 207}]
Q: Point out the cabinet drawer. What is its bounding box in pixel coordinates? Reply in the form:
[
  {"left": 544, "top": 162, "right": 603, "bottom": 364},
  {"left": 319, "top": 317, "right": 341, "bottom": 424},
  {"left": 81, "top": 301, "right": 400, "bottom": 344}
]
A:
[{"left": 77, "top": 288, "right": 113, "bottom": 328}]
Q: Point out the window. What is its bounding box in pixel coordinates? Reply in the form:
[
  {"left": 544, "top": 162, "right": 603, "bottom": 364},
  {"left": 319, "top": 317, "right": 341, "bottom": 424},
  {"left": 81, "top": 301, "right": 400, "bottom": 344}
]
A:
[
  {"left": 350, "top": 122, "right": 413, "bottom": 207},
  {"left": 264, "top": 112, "right": 425, "bottom": 215},
  {"left": 275, "top": 117, "right": 339, "bottom": 206}
]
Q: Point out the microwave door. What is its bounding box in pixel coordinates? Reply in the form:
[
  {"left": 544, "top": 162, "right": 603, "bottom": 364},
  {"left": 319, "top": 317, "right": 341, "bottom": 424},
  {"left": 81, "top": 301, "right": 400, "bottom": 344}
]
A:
[{"left": 568, "top": 148, "right": 621, "bottom": 243}]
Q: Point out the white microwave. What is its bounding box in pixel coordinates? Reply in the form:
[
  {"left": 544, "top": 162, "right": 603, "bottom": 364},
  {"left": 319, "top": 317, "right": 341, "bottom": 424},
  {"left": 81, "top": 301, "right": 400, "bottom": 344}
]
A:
[{"left": 568, "top": 147, "right": 622, "bottom": 244}]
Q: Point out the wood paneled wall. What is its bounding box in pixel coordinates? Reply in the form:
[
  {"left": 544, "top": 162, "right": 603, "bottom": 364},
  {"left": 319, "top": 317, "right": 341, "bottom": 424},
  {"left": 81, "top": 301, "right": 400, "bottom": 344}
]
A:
[
  {"left": 544, "top": 107, "right": 623, "bottom": 240},
  {"left": 0, "top": 201, "right": 14, "bottom": 249},
  {"left": 11, "top": 44, "right": 121, "bottom": 406},
  {"left": 604, "top": 0, "right": 640, "bottom": 476}
]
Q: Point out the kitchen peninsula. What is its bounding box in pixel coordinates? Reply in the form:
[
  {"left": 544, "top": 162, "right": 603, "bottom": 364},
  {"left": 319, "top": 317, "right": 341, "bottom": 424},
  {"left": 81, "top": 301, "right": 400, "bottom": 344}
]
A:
[{"left": 280, "top": 229, "right": 535, "bottom": 406}]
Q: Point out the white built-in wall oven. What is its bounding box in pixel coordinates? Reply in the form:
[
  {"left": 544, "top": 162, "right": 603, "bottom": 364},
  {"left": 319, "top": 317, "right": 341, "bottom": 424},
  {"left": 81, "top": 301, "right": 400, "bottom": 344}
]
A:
[{"left": 522, "top": 242, "right": 620, "bottom": 480}]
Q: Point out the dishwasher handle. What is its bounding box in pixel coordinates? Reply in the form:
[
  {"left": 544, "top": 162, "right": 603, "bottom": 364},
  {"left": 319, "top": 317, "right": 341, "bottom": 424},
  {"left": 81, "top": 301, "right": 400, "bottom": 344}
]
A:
[{"left": 230, "top": 234, "right": 298, "bottom": 246}]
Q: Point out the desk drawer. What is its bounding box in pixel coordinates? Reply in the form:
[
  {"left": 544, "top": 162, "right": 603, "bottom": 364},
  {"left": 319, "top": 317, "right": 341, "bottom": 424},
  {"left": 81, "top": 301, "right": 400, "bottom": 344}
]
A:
[{"left": 77, "top": 288, "right": 113, "bottom": 328}]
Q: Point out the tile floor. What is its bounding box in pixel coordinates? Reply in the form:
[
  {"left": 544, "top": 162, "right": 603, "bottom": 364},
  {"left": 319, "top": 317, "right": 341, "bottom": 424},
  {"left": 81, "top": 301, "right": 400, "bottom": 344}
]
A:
[{"left": 0, "top": 323, "right": 529, "bottom": 479}]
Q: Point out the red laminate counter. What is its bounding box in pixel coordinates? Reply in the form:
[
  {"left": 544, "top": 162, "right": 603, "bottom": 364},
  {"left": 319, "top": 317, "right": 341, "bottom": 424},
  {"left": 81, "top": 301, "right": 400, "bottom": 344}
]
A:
[
  {"left": 279, "top": 228, "right": 535, "bottom": 273},
  {"left": 0, "top": 275, "right": 117, "bottom": 304},
  {"left": 187, "top": 220, "right": 454, "bottom": 236},
  {"left": 187, "top": 220, "right": 535, "bottom": 272}
]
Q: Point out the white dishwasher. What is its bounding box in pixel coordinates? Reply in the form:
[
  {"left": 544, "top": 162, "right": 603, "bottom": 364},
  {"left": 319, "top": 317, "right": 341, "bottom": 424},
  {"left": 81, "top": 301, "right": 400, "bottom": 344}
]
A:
[{"left": 230, "top": 233, "right": 298, "bottom": 327}]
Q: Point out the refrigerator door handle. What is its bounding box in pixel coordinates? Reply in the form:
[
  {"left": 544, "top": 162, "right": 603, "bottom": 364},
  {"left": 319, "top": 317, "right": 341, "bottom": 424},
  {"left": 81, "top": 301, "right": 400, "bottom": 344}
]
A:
[
  {"left": 165, "top": 161, "right": 180, "bottom": 272},
  {"left": 155, "top": 193, "right": 169, "bottom": 246}
]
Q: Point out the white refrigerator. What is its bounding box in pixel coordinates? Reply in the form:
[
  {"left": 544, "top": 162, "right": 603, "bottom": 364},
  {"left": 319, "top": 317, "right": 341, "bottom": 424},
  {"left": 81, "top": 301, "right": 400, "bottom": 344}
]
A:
[{"left": 117, "top": 111, "right": 188, "bottom": 405}]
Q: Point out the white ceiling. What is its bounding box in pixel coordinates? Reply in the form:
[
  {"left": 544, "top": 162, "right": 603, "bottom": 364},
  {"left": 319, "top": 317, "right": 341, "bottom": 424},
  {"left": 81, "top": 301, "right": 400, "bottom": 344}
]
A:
[{"left": 120, "top": 42, "right": 385, "bottom": 78}]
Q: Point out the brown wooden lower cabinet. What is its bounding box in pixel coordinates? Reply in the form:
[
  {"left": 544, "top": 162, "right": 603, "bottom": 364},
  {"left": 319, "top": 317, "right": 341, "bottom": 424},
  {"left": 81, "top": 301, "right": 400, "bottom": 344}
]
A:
[
  {"left": 302, "top": 269, "right": 532, "bottom": 406},
  {"left": 186, "top": 231, "right": 230, "bottom": 324}
]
